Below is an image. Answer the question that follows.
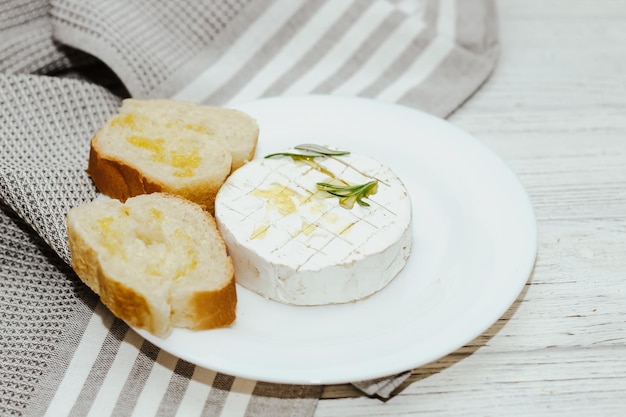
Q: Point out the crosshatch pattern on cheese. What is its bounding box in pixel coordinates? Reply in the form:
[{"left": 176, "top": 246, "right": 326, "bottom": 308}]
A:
[{"left": 215, "top": 147, "right": 412, "bottom": 306}]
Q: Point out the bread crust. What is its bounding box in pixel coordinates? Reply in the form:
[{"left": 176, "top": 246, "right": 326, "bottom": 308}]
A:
[
  {"left": 184, "top": 277, "right": 237, "bottom": 330},
  {"left": 88, "top": 139, "right": 223, "bottom": 212},
  {"left": 87, "top": 144, "right": 162, "bottom": 202},
  {"left": 101, "top": 273, "right": 165, "bottom": 335}
]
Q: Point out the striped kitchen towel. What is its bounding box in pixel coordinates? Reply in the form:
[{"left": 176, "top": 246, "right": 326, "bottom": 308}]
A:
[
  {"left": 0, "top": 0, "right": 498, "bottom": 416},
  {"left": 48, "top": 0, "right": 498, "bottom": 116}
]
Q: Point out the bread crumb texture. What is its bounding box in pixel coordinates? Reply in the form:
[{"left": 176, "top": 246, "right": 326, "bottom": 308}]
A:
[
  {"left": 87, "top": 99, "right": 259, "bottom": 212},
  {"left": 67, "top": 193, "right": 236, "bottom": 337}
]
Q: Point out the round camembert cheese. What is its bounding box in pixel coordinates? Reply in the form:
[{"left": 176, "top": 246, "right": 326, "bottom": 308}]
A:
[{"left": 214, "top": 147, "right": 412, "bottom": 305}]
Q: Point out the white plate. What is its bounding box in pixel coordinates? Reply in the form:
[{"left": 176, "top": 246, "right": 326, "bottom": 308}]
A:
[{"left": 135, "top": 95, "right": 537, "bottom": 385}]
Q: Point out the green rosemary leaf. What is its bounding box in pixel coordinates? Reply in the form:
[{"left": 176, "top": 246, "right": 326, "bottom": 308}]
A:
[
  {"left": 294, "top": 144, "right": 350, "bottom": 156},
  {"left": 317, "top": 180, "right": 378, "bottom": 209},
  {"left": 264, "top": 151, "right": 318, "bottom": 160},
  {"left": 265, "top": 144, "right": 350, "bottom": 159}
]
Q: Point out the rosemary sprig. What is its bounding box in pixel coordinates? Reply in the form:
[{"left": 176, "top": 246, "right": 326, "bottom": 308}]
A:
[
  {"left": 317, "top": 180, "right": 378, "bottom": 209},
  {"left": 294, "top": 144, "right": 350, "bottom": 156},
  {"left": 265, "top": 144, "right": 379, "bottom": 209},
  {"left": 264, "top": 144, "right": 350, "bottom": 160}
]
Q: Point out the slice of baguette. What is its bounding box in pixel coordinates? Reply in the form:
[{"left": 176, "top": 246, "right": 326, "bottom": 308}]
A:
[
  {"left": 67, "top": 193, "right": 237, "bottom": 337},
  {"left": 88, "top": 99, "right": 259, "bottom": 212}
]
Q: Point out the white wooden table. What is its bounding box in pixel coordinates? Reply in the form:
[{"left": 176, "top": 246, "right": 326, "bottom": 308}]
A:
[{"left": 316, "top": 1, "right": 626, "bottom": 415}]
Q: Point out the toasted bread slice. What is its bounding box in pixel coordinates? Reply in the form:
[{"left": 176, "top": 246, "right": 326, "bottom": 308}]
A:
[
  {"left": 67, "top": 193, "right": 237, "bottom": 337},
  {"left": 87, "top": 99, "right": 258, "bottom": 212}
]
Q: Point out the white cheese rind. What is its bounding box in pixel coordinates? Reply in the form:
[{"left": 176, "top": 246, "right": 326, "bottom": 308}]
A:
[{"left": 215, "top": 150, "right": 412, "bottom": 305}]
